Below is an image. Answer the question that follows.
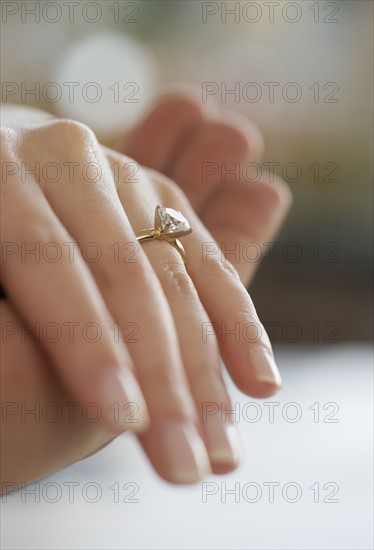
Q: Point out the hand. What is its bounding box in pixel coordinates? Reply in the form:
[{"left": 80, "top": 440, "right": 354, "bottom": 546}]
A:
[
  {"left": 0, "top": 106, "right": 284, "bottom": 487},
  {"left": 125, "top": 92, "right": 292, "bottom": 286}
]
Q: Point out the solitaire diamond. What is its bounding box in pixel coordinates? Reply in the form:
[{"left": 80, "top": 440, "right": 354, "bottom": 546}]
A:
[{"left": 156, "top": 206, "right": 192, "bottom": 238}]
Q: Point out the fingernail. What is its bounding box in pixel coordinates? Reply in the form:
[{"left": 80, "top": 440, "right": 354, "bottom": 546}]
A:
[
  {"left": 205, "top": 417, "right": 242, "bottom": 466},
  {"left": 160, "top": 421, "right": 211, "bottom": 483},
  {"left": 249, "top": 348, "right": 282, "bottom": 388},
  {"left": 100, "top": 369, "right": 149, "bottom": 433}
]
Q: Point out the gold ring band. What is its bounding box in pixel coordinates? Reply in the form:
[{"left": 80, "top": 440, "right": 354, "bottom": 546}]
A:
[{"left": 136, "top": 231, "right": 186, "bottom": 261}]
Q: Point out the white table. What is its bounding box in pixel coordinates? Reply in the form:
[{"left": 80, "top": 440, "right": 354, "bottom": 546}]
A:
[{"left": 1, "top": 346, "right": 373, "bottom": 550}]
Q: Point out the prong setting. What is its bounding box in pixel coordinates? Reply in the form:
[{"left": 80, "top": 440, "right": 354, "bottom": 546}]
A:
[{"left": 155, "top": 206, "right": 193, "bottom": 241}]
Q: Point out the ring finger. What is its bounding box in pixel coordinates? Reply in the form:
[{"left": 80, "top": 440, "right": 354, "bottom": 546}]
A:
[{"left": 117, "top": 167, "right": 243, "bottom": 473}]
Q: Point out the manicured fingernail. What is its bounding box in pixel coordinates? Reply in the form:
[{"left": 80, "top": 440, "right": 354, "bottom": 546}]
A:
[
  {"left": 205, "top": 417, "right": 242, "bottom": 466},
  {"left": 249, "top": 348, "right": 282, "bottom": 388},
  {"left": 161, "top": 421, "right": 211, "bottom": 483},
  {"left": 100, "top": 369, "right": 149, "bottom": 433}
]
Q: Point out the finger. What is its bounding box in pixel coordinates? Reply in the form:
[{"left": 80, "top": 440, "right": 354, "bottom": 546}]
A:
[
  {"left": 203, "top": 177, "right": 293, "bottom": 285},
  {"left": 168, "top": 110, "right": 264, "bottom": 212},
  {"left": 1, "top": 126, "right": 148, "bottom": 434},
  {"left": 139, "top": 239, "right": 242, "bottom": 473},
  {"left": 125, "top": 92, "right": 209, "bottom": 172},
  {"left": 40, "top": 137, "right": 211, "bottom": 484},
  {"left": 159, "top": 185, "right": 282, "bottom": 399},
  {"left": 120, "top": 171, "right": 242, "bottom": 473},
  {"left": 0, "top": 299, "right": 113, "bottom": 488}
]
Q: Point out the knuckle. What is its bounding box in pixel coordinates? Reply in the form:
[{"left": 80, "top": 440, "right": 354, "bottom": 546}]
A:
[
  {"left": 146, "top": 168, "right": 189, "bottom": 205},
  {"left": 0, "top": 127, "right": 17, "bottom": 147},
  {"left": 161, "top": 258, "right": 196, "bottom": 297},
  {"left": 165, "top": 182, "right": 190, "bottom": 206},
  {"left": 271, "top": 176, "right": 293, "bottom": 209},
  {"left": 143, "top": 365, "right": 193, "bottom": 418},
  {"left": 188, "top": 356, "right": 222, "bottom": 385},
  {"left": 253, "top": 177, "right": 293, "bottom": 213},
  {"left": 146, "top": 364, "right": 180, "bottom": 392},
  {"left": 16, "top": 217, "right": 69, "bottom": 254},
  {"left": 50, "top": 118, "right": 96, "bottom": 141},
  {"left": 0, "top": 127, "right": 19, "bottom": 161},
  {"left": 35, "top": 119, "right": 98, "bottom": 153},
  {"left": 205, "top": 254, "right": 241, "bottom": 284},
  {"left": 94, "top": 251, "right": 147, "bottom": 291}
]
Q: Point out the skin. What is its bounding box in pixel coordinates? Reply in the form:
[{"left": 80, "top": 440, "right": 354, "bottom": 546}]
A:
[{"left": 0, "top": 94, "right": 292, "bottom": 490}]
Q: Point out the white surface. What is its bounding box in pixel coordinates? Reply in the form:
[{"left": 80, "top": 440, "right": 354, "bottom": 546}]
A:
[{"left": 1, "top": 346, "right": 373, "bottom": 550}]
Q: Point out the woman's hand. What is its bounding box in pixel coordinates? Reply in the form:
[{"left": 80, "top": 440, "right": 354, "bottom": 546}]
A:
[
  {"left": 0, "top": 105, "right": 286, "bottom": 487},
  {"left": 125, "top": 92, "right": 292, "bottom": 286}
]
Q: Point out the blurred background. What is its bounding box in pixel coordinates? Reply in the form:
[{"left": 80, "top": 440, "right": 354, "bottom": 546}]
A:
[{"left": 1, "top": 0, "right": 372, "bottom": 345}]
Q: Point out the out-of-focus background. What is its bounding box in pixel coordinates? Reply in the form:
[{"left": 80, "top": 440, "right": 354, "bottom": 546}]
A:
[{"left": 1, "top": 0, "right": 372, "bottom": 343}]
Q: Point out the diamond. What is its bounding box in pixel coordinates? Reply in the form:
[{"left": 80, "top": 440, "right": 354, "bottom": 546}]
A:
[{"left": 156, "top": 206, "right": 192, "bottom": 239}]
